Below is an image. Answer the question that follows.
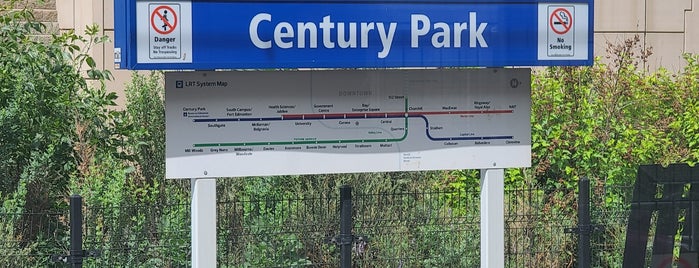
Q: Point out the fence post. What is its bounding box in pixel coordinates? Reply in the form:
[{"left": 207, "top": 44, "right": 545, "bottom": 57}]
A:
[
  {"left": 340, "top": 185, "right": 352, "bottom": 268},
  {"left": 578, "top": 177, "right": 591, "bottom": 268},
  {"left": 70, "top": 195, "right": 83, "bottom": 268}
]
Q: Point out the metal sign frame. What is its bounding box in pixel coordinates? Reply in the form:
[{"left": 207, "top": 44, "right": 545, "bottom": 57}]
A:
[
  {"left": 114, "top": 0, "right": 594, "bottom": 70},
  {"left": 113, "top": 1, "right": 593, "bottom": 267},
  {"left": 165, "top": 68, "right": 532, "bottom": 178}
]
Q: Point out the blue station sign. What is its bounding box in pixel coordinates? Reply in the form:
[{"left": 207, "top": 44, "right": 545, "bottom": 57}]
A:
[{"left": 114, "top": 0, "right": 593, "bottom": 70}]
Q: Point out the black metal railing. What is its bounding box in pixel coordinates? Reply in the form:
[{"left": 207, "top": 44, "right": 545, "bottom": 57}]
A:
[{"left": 1, "top": 179, "right": 644, "bottom": 267}]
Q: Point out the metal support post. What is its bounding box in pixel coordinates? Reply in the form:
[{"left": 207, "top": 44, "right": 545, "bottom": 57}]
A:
[
  {"left": 692, "top": 184, "right": 699, "bottom": 254},
  {"left": 70, "top": 195, "right": 83, "bottom": 268},
  {"left": 340, "top": 185, "right": 352, "bottom": 268},
  {"left": 480, "top": 168, "right": 504, "bottom": 268},
  {"left": 51, "top": 195, "right": 99, "bottom": 265},
  {"left": 191, "top": 178, "right": 217, "bottom": 268},
  {"left": 578, "top": 177, "right": 591, "bottom": 268}
]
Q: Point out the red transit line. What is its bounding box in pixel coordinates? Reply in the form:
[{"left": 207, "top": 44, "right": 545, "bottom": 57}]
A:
[{"left": 282, "top": 109, "right": 513, "bottom": 120}]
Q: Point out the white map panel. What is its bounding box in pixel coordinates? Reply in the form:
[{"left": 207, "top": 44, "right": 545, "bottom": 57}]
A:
[{"left": 165, "top": 69, "right": 531, "bottom": 178}]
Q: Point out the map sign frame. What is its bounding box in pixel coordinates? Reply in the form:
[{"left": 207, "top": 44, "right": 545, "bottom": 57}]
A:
[{"left": 165, "top": 69, "right": 531, "bottom": 178}]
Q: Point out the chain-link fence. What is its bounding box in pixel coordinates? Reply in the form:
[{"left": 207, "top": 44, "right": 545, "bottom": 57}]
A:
[{"left": 1, "top": 180, "right": 636, "bottom": 267}]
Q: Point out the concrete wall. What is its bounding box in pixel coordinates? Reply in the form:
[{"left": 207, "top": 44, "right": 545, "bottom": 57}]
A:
[
  {"left": 45, "top": 0, "right": 699, "bottom": 102},
  {"left": 56, "top": 0, "right": 130, "bottom": 107},
  {"left": 12, "top": 0, "right": 58, "bottom": 41},
  {"left": 596, "top": 0, "right": 697, "bottom": 71}
]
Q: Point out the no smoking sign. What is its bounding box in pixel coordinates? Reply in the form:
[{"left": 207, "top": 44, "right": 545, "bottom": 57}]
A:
[
  {"left": 149, "top": 4, "right": 181, "bottom": 59},
  {"left": 546, "top": 6, "right": 574, "bottom": 57}
]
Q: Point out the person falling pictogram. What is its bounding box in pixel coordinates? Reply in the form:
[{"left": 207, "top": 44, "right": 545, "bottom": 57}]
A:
[{"left": 161, "top": 10, "right": 169, "bottom": 32}]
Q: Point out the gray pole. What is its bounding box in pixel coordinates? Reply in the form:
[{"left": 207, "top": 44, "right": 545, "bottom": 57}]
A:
[
  {"left": 480, "top": 169, "right": 505, "bottom": 267},
  {"left": 191, "top": 178, "right": 217, "bottom": 267},
  {"left": 340, "top": 185, "right": 352, "bottom": 268},
  {"left": 70, "top": 195, "right": 83, "bottom": 268},
  {"left": 578, "top": 177, "right": 591, "bottom": 268}
]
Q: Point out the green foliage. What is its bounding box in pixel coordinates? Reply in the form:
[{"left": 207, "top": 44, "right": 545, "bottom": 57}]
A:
[
  {"left": 76, "top": 70, "right": 189, "bottom": 267},
  {"left": 219, "top": 177, "right": 314, "bottom": 266},
  {"left": 0, "top": 3, "right": 120, "bottom": 265},
  {"left": 2, "top": 2, "right": 699, "bottom": 265},
  {"left": 240, "top": 232, "right": 312, "bottom": 267},
  {"left": 123, "top": 71, "right": 167, "bottom": 202},
  {"left": 413, "top": 214, "right": 479, "bottom": 267},
  {"left": 669, "top": 54, "right": 699, "bottom": 165},
  {"left": 71, "top": 154, "right": 128, "bottom": 208},
  {"left": 437, "top": 36, "right": 699, "bottom": 266},
  {"left": 1, "top": 7, "right": 77, "bottom": 207},
  {"left": 525, "top": 37, "right": 699, "bottom": 266},
  {"left": 530, "top": 36, "right": 691, "bottom": 189},
  {"left": 0, "top": 2, "right": 117, "bottom": 208}
]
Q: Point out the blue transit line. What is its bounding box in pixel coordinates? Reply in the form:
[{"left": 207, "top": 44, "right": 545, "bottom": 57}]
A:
[
  {"left": 425, "top": 133, "right": 515, "bottom": 141},
  {"left": 193, "top": 117, "right": 284, "bottom": 122},
  {"left": 414, "top": 115, "right": 514, "bottom": 141}
]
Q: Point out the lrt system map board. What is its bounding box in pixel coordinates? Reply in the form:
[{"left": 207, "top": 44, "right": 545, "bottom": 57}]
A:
[{"left": 165, "top": 68, "right": 531, "bottom": 178}]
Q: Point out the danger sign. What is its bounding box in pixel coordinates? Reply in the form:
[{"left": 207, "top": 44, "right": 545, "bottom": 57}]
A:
[
  {"left": 148, "top": 4, "right": 182, "bottom": 60},
  {"left": 549, "top": 7, "right": 572, "bottom": 35},
  {"left": 151, "top": 5, "right": 178, "bottom": 35},
  {"left": 135, "top": 1, "right": 192, "bottom": 64}
]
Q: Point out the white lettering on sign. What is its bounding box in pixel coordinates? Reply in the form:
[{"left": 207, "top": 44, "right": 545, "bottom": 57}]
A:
[
  {"left": 250, "top": 14, "right": 397, "bottom": 58},
  {"left": 249, "top": 13, "right": 488, "bottom": 59},
  {"left": 411, "top": 12, "right": 488, "bottom": 48}
]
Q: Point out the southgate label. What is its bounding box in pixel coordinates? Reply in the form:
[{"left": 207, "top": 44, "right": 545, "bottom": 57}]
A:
[{"left": 117, "top": 0, "right": 593, "bottom": 69}]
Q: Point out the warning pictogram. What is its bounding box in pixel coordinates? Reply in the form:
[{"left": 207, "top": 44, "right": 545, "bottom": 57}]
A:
[
  {"left": 549, "top": 7, "right": 572, "bottom": 35},
  {"left": 537, "top": 3, "right": 588, "bottom": 61},
  {"left": 151, "top": 6, "right": 178, "bottom": 35},
  {"left": 543, "top": 5, "right": 575, "bottom": 57},
  {"left": 137, "top": 1, "right": 191, "bottom": 64},
  {"left": 148, "top": 4, "right": 183, "bottom": 60}
]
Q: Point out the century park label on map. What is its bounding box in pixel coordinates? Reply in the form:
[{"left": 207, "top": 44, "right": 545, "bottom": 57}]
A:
[{"left": 165, "top": 69, "right": 531, "bottom": 178}]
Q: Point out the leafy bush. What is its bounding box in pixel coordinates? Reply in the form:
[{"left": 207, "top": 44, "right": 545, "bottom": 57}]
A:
[
  {"left": 0, "top": 1, "right": 116, "bottom": 265},
  {"left": 123, "top": 71, "right": 169, "bottom": 202},
  {"left": 75, "top": 70, "right": 191, "bottom": 267},
  {"left": 531, "top": 36, "right": 696, "bottom": 189},
  {"left": 2, "top": 1, "right": 699, "bottom": 265}
]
